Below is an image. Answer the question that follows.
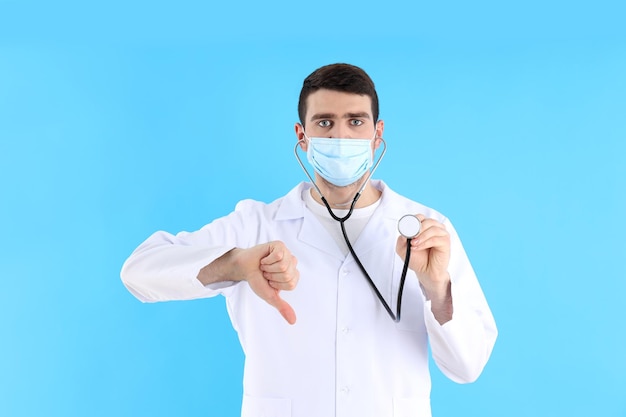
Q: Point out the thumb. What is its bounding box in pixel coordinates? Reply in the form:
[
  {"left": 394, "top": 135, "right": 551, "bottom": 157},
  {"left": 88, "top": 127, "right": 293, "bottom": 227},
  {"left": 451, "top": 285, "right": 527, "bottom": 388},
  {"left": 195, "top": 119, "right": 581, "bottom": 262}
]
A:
[
  {"left": 275, "top": 296, "right": 297, "bottom": 325},
  {"left": 265, "top": 289, "right": 297, "bottom": 325},
  {"left": 395, "top": 235, "right": 408, "bottom": 261}
]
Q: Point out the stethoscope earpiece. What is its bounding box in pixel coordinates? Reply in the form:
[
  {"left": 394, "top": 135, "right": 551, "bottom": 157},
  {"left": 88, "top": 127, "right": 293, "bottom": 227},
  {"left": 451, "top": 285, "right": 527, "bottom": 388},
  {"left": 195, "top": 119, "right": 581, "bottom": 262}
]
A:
[{"left": 398, "top": 214, "right": 421, "bottom": 239}]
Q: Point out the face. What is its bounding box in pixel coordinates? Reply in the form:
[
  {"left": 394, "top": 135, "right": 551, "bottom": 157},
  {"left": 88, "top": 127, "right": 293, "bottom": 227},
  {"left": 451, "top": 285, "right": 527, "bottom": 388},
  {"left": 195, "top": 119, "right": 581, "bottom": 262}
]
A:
[{"left": 295, "top": 89, "right": 384, "bottom": 149}]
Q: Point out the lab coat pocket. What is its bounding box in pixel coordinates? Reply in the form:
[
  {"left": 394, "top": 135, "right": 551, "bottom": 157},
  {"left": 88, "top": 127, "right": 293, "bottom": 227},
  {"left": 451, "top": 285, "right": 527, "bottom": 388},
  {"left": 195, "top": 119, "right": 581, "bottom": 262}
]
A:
[
  {"left": 393, "top": 396, "right": 432, "bottom": 417},
  {"left": 241, "top": 395, "right": 292, "bottom": 417}
]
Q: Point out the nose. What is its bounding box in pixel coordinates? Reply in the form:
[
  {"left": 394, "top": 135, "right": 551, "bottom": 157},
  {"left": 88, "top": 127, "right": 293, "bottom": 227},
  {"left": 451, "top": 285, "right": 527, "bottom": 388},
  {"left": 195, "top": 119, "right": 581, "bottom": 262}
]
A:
[{"left": 330, "top": 124, "right": 351, "bottom": 139}]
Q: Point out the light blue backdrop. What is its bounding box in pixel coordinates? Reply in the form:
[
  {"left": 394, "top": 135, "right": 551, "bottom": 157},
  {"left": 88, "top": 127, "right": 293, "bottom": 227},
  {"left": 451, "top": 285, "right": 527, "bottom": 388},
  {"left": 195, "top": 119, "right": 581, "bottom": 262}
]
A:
[{"left": 1, "top": 1, "right": 624, "bottom": 416}]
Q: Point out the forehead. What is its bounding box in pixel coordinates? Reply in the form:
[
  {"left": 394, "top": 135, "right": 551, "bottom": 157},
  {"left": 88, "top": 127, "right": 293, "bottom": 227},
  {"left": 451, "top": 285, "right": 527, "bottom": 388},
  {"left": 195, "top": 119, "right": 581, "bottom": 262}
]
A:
[{"left": 305, "top": 89, "right": 373, "bottom": 120}]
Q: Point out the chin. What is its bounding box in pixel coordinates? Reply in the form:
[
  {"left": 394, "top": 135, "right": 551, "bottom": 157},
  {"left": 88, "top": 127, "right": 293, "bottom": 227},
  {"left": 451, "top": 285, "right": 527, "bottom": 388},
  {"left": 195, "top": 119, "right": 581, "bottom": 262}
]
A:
[
  {"left": 321, "top": 175, "right": 367, "bottom": 190},
  {"left": 325, "top": 179, "right": 358, "bottom": 189}
]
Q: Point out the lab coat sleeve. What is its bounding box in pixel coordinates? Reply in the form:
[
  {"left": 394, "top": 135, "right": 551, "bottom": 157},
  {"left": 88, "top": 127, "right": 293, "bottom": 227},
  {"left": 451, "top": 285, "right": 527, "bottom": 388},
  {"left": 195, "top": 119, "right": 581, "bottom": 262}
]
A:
[
  {"left": 120, "top": 204, "right": 254, "bottom": 303},
  {"left": 424, "top": 219, "right": 498, "bottom": 383}
]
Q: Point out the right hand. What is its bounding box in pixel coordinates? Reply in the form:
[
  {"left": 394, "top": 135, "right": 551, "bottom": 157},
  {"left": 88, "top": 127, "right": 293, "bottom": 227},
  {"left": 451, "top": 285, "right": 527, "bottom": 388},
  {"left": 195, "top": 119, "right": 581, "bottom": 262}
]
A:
[{"left": 233, "top": 241, "right": 300, "bottom": 325}]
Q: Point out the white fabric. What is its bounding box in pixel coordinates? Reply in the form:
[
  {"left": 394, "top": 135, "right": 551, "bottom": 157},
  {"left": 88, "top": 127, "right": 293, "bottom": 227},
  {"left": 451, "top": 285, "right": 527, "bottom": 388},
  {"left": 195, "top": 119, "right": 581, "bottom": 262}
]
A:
[
  {"left": 303, "top": 187, "right": 380, "bottom": 256},
  {"left": 121, "top": 180, "right": 498, "bottom": 417}
]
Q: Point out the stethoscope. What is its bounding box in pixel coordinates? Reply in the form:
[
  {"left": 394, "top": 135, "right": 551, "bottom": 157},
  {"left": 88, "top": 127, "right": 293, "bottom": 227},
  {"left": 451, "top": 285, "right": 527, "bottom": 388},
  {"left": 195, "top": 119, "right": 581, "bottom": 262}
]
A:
[{"left": 294, "top": 137, "right": 422, "bottom": 322}]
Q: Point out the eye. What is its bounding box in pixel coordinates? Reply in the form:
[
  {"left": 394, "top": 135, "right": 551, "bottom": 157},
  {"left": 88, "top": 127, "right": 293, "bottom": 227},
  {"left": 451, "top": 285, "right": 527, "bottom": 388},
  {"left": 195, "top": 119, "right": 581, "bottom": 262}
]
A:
[
  {"left": 317, "top": 120, "right": 332, "bottom": 128},
  {"left": 350, "top": 119, "right": 364, "bottom": 126}
]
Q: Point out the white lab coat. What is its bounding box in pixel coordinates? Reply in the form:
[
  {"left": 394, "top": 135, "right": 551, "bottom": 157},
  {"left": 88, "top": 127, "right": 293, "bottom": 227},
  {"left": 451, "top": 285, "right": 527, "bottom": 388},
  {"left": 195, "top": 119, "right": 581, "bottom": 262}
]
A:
[{"left": 121, "top": 180, "right": 497, "bottom": 417}]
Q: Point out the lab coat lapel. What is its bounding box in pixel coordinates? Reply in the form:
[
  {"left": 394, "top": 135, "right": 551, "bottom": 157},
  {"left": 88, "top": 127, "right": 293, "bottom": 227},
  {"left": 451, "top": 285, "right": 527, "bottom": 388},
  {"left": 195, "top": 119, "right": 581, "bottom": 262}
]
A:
[
  {"left": 298, "top": 211, "right": 346, "bottom": 260},
  {"left": 351, "top": 206, "right": 395, "bottom": 259},
  {"left": 275, "top": 182, "right": 345, "bottom": 260},
  {"left": 350, "top": 180, "right": 405, "bottom": 262}
]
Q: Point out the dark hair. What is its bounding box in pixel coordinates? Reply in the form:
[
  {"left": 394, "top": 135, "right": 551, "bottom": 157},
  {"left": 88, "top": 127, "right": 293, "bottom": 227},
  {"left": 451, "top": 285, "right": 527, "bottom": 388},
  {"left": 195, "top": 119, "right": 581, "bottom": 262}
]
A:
[{"left": 298, "top": 63, "right": 379, "bottom": 126}]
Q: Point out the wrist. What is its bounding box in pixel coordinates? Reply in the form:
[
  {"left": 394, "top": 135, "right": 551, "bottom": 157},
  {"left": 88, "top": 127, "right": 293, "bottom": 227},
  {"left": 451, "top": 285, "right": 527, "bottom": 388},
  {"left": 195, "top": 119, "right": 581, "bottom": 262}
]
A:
[
  {"left": 426, "top": 279, "right": 453, "bottom": 325},
  {"left": 225, "top": 248, "right": 248, "bottom": 282},
  {"left": 421, "top": 273, "right": 451, "bottom": 301}
]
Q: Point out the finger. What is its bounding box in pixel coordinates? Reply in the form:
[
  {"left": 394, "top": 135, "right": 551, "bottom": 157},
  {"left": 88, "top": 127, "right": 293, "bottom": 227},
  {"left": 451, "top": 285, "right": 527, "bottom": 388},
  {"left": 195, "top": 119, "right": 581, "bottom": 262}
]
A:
[
  {"left": 260, "top": 242, "right": 285, "bottom": 265},
  {"left": 416, "top": 217, "right": 445, "bottom": 232},
  {"left": 411, "top": 226, "right": 449, "bottom": 244},
  {"left": 260, "top": 254, "right": 298, "bottom": 273},
  {"left": 412, "top": 224, "right": 448, "bottom": 245},
  {"left": 260, "top": 255, "right": 298, "bottom": 281},
  {"left": 267, "top": 268, "right": 300, "bottom": 291},
  {"left": 414, "top": 216, "right": 445, "bottom": 239},
  {"left": 412, "top": 234, "right": 450, "bottom": 251},
  {"left": 396, "top": 234, "right": 410, "bottom": 251},
  {"left": 411, "top": 236, "right": 450, "bottom": 252}
]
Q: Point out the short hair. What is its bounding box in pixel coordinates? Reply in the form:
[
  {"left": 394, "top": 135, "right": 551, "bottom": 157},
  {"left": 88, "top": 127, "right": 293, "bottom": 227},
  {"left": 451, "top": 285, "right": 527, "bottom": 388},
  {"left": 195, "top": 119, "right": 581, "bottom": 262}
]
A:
[{"left": 298, "top": 63, "right": 379, "bottom": 126}]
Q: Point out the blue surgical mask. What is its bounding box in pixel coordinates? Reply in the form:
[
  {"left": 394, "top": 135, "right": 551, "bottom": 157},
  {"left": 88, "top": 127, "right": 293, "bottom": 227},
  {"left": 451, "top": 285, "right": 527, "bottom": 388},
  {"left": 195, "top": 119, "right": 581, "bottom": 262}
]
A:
[{"left": 305, "top": 134, "right": 375, "bottom": 187}]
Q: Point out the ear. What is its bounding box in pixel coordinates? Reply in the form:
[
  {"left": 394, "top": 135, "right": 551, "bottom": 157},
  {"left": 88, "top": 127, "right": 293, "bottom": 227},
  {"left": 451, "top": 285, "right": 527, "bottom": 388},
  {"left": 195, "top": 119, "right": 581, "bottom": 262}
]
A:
[
  {"left": 374, "top": 119, "right": 385, "bottom": 149},
  {"left": 295, "top": 123, "right": 308, "bottom": 151}
]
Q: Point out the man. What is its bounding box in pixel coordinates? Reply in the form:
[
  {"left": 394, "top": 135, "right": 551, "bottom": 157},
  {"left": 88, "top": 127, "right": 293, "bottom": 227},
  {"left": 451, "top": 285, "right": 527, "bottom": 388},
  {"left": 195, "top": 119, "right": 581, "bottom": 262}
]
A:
[{"left": 121, "top": 63, "right": 497, "bottom": 417}]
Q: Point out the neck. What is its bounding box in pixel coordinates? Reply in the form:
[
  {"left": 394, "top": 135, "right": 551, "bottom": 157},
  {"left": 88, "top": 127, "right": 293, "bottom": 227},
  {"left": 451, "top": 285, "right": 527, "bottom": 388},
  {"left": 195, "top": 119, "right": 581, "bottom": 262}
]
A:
[{"left": 311, "top": 176, "right": 381, "bottom": 209}]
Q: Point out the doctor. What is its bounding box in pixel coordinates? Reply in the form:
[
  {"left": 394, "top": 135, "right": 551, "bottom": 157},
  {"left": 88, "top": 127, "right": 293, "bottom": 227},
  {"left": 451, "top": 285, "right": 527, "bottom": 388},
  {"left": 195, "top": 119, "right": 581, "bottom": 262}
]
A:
[{"left": 121, "top": 63, "right": 497, "bottom": 417}]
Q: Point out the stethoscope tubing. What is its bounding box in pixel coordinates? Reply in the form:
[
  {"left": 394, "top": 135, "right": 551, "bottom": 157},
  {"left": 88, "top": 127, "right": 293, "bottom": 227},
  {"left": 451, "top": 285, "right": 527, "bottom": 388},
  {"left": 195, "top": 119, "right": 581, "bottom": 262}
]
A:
[
  {"left": 294, "top": 137, "right": 411, "bottom": 322},
  {"left": 338, "top": 213, "right": 412, "bottom": 323}
]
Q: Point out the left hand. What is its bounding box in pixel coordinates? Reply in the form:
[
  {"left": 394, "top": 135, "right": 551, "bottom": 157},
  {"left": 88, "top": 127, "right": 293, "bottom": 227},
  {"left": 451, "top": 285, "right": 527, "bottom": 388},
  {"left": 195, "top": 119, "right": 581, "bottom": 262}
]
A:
[{"left": 396, "top": 214, "right": 451, "bottom": 298}]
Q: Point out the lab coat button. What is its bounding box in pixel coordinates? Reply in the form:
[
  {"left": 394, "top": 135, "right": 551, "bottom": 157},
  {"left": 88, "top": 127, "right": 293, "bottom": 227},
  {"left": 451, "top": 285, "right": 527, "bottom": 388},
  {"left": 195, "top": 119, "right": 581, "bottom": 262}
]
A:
[
  {"left": 341, "top": 327, "right": 350, "bottom": 334},
  {"left": 340, "top": 386, "right": 350, "bottom": 394}
]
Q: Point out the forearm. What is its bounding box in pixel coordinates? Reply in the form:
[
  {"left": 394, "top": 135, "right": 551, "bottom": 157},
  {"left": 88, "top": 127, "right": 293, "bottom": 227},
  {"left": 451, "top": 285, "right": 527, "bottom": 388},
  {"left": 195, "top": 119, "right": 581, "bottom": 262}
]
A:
[
  {"left": 425, "top": 280, "right": 453, "bottom": 325},
  {"left": 423, "top": 218, "right": 497, "bottom": 383},
  {"left": 197, "top": 248, "right": 246, "bottom": 285},
  {"left": 121, "top": 231, "right": 235, "bottom": 302},
  {"left": 425, "top": 280, "right": 497, "bottom": 383}
]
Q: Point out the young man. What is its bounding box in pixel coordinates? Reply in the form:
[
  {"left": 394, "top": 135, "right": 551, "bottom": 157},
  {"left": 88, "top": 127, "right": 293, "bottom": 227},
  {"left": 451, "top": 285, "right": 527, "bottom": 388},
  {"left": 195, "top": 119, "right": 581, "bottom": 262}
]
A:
[{"left": 121, "top": 63, "right": 497, "bottom": 417}]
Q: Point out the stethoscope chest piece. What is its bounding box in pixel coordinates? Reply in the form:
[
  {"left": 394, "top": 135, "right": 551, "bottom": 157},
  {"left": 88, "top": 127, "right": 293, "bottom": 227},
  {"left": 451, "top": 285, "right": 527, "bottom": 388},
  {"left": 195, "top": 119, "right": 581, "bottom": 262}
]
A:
[{"left": 398, "top": 214, "right": 422, "bottom": 239}]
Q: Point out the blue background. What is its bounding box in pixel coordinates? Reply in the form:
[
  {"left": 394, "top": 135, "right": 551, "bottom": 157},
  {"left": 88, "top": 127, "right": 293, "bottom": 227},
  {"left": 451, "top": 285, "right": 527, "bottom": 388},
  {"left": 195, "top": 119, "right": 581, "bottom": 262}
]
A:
[{"left": 1, "top": 1, "right": 625, "bottom": 416}]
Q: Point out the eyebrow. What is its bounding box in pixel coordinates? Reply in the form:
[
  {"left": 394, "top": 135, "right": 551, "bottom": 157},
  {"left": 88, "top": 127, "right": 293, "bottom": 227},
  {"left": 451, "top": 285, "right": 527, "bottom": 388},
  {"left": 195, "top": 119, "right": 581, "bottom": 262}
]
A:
[{"left": 309, "top": 112, "right": 371, "bottom": 122}]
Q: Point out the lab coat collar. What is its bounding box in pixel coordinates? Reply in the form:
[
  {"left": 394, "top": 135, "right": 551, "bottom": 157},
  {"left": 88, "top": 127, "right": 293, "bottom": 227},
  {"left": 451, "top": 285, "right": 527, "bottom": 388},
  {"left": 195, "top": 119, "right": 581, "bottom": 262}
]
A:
[
  {"left": 274, "top": 180, "right": 404, "bottom": 221},
  {"left": 274, "top": 182, "right": 312, "bottom": 221},
  {"left": 275, "top": 180, "right": 410, "bottom": 261},
  {"left": 274, "top": 182, "right": 342, "bottom": 259}
]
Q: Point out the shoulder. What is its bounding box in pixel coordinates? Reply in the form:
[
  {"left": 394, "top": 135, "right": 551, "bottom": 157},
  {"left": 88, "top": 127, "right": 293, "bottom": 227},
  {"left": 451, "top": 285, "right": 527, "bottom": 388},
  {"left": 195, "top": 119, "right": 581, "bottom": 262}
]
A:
[
  {"left": 233, "top": 182, "right": 308, "bottom": 220},
  {"left": 375, "top": 180, "right": 448, "bottom": 224}
]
